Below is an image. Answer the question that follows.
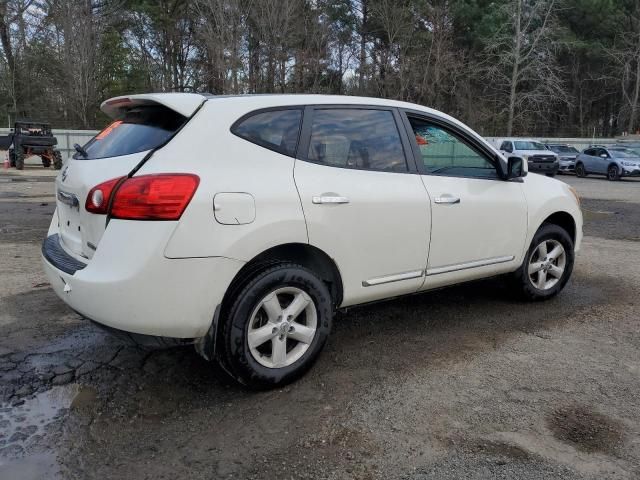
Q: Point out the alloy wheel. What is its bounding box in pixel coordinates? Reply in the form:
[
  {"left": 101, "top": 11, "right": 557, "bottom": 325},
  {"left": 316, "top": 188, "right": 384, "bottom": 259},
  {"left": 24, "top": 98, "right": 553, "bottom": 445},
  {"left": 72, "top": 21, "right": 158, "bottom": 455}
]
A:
[
  {"left": 247, "top": 287, "right": 317, "bottom": 369},
  {"left": 528, "top": 239, "right": 566, "bottom": 291}
]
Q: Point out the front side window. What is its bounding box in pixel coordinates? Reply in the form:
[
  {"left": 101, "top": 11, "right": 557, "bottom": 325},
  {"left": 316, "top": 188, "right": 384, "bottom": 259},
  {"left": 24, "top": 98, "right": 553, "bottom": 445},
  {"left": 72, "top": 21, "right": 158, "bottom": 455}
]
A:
[
  {"left": 500, "top": 141, "right": 513, "bottom": 152},
  {"left": 306, "top": 109, "right": 407, "bottom": 172},
  {"left": 408, "top": 117, "right": 496, "bottom": 178},
  {"left": 232, "top": 109, "right": 302, "bottom": 157}
]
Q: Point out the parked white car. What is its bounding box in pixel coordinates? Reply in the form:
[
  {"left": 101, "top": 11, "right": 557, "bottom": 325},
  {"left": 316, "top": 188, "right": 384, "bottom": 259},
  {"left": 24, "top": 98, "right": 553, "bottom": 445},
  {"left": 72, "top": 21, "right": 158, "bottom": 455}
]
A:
[
  {"left": 497, "top": 138, "right": 560, "bottom": 177},
  {"left": 42, "top": 94, "right": 583, "bottom": 388}
]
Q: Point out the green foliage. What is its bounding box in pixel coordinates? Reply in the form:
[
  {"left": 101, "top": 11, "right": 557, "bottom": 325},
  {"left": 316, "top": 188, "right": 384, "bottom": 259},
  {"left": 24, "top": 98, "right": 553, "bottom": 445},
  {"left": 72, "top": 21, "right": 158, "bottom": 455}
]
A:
[{"left": 0, "top": 0, "right": 637, "bottom": 135}]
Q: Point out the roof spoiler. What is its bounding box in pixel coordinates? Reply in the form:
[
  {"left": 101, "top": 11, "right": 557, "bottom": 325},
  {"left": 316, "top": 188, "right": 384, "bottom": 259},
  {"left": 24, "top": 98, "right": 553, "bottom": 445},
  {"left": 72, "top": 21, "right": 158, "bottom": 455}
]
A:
[{"left": 100, "top": 93, "right": 208, "bottom": 119}]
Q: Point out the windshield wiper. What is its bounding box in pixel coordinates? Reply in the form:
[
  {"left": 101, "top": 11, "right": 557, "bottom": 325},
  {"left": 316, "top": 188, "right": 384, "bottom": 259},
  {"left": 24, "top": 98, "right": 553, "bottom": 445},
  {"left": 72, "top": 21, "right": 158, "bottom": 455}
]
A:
[{"left": 73, "top": 143, "right": 88, "bottom": 158}]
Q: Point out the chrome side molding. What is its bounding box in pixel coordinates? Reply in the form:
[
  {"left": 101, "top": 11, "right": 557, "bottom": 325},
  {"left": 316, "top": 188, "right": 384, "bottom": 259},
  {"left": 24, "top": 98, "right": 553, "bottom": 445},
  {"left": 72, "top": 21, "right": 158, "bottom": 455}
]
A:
[
  {"left": 426, "top": 255, "right": 515, "bottom": 276},
  {"left": 362, "top": 270, "right": 424, "bottom": 287}
]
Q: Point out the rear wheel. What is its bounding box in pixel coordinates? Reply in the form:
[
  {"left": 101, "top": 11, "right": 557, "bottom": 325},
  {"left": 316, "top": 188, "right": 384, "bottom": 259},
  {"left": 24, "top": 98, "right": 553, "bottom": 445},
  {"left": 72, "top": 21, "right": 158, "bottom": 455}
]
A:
[
  {"left": 607, "top": 164, "right": 620, "bottom": 181},
  {"left": 510, "top": 223, "right": 574, "bottom": 301},
  {"left": 15, "top": 148, "right": 24, "bottom": 170},
  {"left": 41, "top": 156, "right": 51, "bottom": 168},
  {"left": 53, "top": 150, "right": 63, "bottom": 169},
  {"left": 218, "top": 263, "right": 333, "bottom": 389},
  {"left": 575, "top": 163, "right": 587, "bottom": 177}
]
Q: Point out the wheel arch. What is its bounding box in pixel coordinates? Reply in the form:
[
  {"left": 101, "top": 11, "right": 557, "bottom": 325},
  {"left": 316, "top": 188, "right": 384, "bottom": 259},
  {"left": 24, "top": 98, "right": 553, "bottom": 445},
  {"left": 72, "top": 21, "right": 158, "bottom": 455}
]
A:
[
  {"left": 222, "top": 243, "right": 344, "bottom": 312},
  {"left": 540, "top": 211, "right": 576, "bottom": 244},
  {"left": 199, "top": 243, "right": 343, "bottom": 364}
]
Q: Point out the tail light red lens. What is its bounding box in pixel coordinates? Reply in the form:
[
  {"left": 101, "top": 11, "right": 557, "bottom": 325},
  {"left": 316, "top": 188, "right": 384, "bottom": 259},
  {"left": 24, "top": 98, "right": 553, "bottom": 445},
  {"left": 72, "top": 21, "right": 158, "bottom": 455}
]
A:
[
  {"left": 85, "top": 176, "right": 125, "bottom": 214},
  {"left": 85, "top": 174, "right": 199, "bottom": 220},
  {"left": 110, "top": 174, "right": 200, "bottom": 220}
]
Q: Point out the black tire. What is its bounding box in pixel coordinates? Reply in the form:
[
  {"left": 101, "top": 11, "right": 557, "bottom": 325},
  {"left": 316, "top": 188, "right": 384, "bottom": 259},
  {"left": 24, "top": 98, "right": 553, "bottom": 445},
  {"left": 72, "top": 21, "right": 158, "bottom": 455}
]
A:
[
  {"left": 218, "top": 262, "right": 333, "bottom": 389},
  {"left": 41, "top": 156, "right": 51, "bottom": 168},
  {"left": 607, "top": 164, "right": 620, "bottom": 181},
  {"left": 8, "top": 149, "right": 15, "bottom": 167},
  {"left": 510, "top": 223, "right": 574, "bottom": 301},
  {"left": 575, "top": 163, "right": 587, "bottom": 177},
  {"left": 15, "top": 148, "right": 24, "bottom": 170},
  {"left": 53, "top": 150, "right": 63, "bottom": 170},
  {"left": 546, "top": 172, "right": 556, "bottom": 178}
]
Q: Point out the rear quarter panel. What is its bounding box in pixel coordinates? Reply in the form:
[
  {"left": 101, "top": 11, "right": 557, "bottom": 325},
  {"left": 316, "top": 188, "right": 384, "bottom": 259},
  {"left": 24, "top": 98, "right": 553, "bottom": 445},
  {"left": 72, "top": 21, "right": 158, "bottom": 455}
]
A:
[{"left": 138, "top": 100, "right": 308, "bottom": 261}]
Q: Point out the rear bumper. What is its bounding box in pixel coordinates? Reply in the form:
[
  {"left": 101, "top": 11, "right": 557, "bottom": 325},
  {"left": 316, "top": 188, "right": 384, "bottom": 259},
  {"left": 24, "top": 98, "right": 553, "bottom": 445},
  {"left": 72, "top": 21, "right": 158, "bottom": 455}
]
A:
[{"left": 42, "top": 221, "right": 244, "bottom": 338}]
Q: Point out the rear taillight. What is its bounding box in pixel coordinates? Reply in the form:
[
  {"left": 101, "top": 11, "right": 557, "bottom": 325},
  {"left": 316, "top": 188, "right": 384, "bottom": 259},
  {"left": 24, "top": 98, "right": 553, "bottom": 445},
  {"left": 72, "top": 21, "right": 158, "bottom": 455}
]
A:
[
  {"left": 85, "top": 176, "right": 125, "bottom": 214},
  {"left": 85, "top": 174, "right": 199, "bottom": 220}
]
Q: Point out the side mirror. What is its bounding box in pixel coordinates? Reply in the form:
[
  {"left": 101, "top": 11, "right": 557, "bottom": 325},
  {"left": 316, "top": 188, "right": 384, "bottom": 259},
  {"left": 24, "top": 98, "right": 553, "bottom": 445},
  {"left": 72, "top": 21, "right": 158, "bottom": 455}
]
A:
[{"left": 507, "top": 156, "right": 527, "bottom": 179}]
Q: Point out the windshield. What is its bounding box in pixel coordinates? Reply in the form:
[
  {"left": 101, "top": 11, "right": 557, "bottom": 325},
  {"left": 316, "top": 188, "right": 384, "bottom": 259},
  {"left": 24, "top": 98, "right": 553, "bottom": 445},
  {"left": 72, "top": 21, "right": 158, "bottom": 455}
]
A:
[
  {"left": 78, "top": 105, "right": 186, "bottom": 160},
  {"left": 548, "top": 145, "right": 578, "bottom": 154},
  {"left": 514, "top": 141, "right": 545, "bottom": 150},
  {"left": 610, "top": 149, "right": 639, "bottom": 159}
]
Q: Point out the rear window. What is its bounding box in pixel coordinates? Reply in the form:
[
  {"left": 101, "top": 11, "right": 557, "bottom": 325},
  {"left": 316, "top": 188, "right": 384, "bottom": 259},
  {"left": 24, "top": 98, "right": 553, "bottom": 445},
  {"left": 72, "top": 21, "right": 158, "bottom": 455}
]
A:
[{"left": 77, "top": 105, "right": 186, "bottom": 160}]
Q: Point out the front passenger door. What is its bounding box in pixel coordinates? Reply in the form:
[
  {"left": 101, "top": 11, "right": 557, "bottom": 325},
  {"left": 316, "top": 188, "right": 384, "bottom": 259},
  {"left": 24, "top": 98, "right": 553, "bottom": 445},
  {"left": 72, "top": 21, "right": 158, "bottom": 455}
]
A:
[
  {"left": 593, "top": 148, "right": 609, "bottom": 174},
  {"left": 403, "top": 113, "right": 528, "bottom": 290}
]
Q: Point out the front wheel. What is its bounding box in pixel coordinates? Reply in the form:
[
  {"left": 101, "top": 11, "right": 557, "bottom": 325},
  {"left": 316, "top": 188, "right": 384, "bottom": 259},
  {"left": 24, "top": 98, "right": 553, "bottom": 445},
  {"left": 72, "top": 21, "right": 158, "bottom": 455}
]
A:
[
  {"left": 218, "top": 263, "right": 333, "bottom": 389},
  {"left": 510, "top": 223, "right": 574, "bottom": 301},
  {"left": 607, "top": 165, "right": 620, "bottom": 181},
  {"left": 575, "top": 163, "right": 587, "bottom": 177},
  {"left": 15, "top": 149, "right": 24, "bottom": 170},
  {"left": 53, "top": 150, "right": 63, "bottom": 169}
]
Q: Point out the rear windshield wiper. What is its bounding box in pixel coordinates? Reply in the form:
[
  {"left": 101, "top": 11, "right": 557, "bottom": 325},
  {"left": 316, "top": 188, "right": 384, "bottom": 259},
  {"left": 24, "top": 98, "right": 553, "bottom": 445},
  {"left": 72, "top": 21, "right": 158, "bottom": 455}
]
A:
[{"left": 73, "top": 143, "right": 88, "bottom": 158}]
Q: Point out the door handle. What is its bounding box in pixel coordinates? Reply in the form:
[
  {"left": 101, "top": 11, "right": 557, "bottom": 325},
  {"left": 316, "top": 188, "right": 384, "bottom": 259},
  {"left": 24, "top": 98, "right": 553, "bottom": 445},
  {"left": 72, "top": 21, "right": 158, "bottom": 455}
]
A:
[
  {"left": 312, "top": 196, "right": 350, "bottom": 205},
  {"left": 434, "top": 196, "right": 460, "bottom": 205}
]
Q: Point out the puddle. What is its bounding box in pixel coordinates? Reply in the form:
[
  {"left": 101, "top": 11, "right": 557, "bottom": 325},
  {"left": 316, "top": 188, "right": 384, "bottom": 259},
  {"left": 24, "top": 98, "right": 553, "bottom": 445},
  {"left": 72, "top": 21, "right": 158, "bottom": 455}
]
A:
[
  {"left": 0, "top": 383, "right": 97, "bottom": 478},
  {"left": 0, "top": 385, "right": 78, "bottom": 450},
  {"left": 547, "top": 405, "right": 624, "bottom": 455},
  {"left": 0, "top": 452, "right": 59, "bottom": 479}
]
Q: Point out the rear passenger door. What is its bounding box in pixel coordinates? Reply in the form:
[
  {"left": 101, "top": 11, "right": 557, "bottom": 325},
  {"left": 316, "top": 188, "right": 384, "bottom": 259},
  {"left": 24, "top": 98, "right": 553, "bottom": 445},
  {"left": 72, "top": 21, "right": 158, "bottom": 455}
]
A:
[{"left": 294, "top": 106, "right": 431, "bottom": 307}]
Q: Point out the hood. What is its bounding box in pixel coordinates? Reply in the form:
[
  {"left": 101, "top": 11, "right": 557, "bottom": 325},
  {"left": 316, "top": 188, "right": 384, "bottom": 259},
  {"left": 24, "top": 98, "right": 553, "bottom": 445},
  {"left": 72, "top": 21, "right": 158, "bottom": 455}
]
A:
[{"left": 517, "top": 149, "right": 558, "bottom": 157}]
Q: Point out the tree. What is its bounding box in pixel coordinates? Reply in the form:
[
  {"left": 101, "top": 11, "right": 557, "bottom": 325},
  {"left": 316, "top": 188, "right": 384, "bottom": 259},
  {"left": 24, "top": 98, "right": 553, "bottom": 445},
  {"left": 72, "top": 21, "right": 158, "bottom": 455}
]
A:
[{"left": 482, "top": 0, "right": 568, "bottom": 135}]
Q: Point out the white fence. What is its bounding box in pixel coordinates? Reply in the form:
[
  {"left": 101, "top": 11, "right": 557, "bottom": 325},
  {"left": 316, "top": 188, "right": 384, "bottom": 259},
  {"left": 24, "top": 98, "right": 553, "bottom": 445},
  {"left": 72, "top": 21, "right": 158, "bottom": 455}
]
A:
[
  {"left": 486, "top": 137, "right": 621, "bottom": 151},
  {"left": 0, "top": 128, "right": 98, "bottom": 159},
  {"left": 0, "top": 128, "right": 631, "bottom": 159}
]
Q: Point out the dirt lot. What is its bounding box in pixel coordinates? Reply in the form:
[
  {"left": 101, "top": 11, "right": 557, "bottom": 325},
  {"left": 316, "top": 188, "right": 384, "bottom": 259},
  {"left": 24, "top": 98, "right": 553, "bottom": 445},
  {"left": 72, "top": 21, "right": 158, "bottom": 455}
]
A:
[{"left": 1, "top": 168, "right": 639, "bottom": 479}]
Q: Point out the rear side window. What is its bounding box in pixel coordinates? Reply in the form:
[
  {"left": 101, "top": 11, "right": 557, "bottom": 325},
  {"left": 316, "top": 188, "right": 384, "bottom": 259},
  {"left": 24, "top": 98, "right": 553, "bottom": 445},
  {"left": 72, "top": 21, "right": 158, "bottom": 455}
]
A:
[
  {"left": 232, "top": 109, "right": 302, "bottom": 157},
  {"left": 306, "top": 109, "right": 407, "bottom": 172},
  {"left": 79, "top": 105, "right": 186, "bottom": 160}
]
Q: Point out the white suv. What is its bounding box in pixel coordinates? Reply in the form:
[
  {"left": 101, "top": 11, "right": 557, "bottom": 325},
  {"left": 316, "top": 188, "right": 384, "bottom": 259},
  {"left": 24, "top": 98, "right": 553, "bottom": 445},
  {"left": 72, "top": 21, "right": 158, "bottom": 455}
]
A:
[{"left": 42, "top": 94, "right": 582, "bottom": 388}]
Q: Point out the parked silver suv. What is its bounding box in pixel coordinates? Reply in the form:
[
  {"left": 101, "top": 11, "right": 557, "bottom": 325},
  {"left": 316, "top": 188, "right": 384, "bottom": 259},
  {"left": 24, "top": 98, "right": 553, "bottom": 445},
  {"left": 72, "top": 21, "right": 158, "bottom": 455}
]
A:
[{"left": 575, "top": 146, "right": 640, "bottom": 180}]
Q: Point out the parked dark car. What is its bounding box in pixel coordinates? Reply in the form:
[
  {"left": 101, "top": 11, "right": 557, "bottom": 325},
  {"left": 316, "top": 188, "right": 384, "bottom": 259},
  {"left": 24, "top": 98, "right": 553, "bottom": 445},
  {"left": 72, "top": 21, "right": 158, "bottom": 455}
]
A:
[
  {"left": 545, "top": 143, "right": 579, "bottom": 174},
  {"left": 575, "top": 146, "right": 640, "bottom": 180}
]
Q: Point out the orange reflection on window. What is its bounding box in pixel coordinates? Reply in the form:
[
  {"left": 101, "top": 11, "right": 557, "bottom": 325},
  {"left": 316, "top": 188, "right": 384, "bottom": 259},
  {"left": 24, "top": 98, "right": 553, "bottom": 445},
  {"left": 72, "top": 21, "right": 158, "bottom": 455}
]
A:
[
  {"left": 416, "top": 134, "right": 428, "bottom": 145},
  {"left": 96, "top": 120, "right": 123, "bottom": 140}
]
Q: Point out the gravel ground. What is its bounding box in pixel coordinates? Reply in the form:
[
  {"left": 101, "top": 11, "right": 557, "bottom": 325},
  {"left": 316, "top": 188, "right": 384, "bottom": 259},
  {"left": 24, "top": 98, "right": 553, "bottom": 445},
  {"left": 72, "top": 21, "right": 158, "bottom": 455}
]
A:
[{"left": 1, "top": 170, "right": 639, "bottom": 479}]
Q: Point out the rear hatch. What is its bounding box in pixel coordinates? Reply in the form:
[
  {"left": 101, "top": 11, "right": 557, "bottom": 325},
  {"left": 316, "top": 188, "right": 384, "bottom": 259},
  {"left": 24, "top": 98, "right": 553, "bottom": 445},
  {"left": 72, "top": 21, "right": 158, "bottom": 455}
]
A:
[{"left": 54, "top": 95, "right": 202, "bottom": 260}]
